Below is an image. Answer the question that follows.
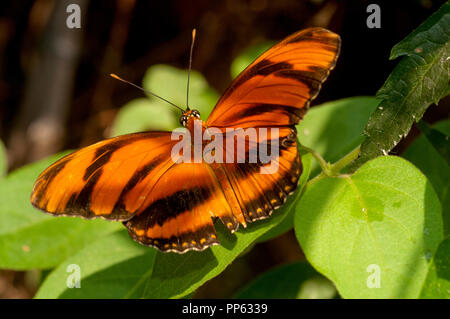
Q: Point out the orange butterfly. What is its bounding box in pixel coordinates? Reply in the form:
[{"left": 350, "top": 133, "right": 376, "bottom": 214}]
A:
[{"left": 30, "top": 28, "right": 340, "bottom": 253}]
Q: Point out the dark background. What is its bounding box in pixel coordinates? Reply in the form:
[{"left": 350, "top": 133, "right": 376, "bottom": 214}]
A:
[{"left": 0, "top": 0, "right": 448, "bottom": 298}]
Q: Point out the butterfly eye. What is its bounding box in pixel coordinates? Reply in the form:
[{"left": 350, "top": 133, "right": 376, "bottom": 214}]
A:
[
  {"left": 192, "top": 110, "right": 201, "bottom": 119},
  {"left": 179, "top": 116, "right": 187, "bottom": 127}
]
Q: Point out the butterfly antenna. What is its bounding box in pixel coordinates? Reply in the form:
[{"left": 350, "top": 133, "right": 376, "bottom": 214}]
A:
[
  {"left": 186, "top": 28, "right": 196, "bottom": 111},
  {"left": 110, "top": 74, "right": 184, "bottom": 112}
]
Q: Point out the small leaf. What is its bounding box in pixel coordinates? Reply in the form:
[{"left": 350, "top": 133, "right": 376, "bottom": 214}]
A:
[
  {"left": 297, "top": 97, "right": 379, "bottom": 175},
  {"left": 420, "top": 236, "right": 450, "bottom": 299},
  {"left": 0, "top": 153, "right": 121, "bottom": 270},
  {"left": 351, "top": 3, "right": 450, "bottom": 170},
  {"left": 110, "top": 98, "right": 178, "bottom": 136},
  {"left": 35, "top": 230, "right": 156, "bottom": 298},
  {"left": 143, "top": 64, "right": 219, "bottom": 119},
  {"left": 295, "top": 156, "right": 443, "bottom": 298},
  {"left": 403, "top": 120, "right": 450, "bottom": 236},
  {"left": 234, "top": 261, "right": 336, "bottom": 299},
  {"left": 296, "top": 276, "right": 337, "bottom": 299}
]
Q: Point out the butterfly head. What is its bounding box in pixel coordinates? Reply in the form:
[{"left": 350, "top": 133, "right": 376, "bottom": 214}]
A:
[{"left": 180, "top": 109, "right": 201, "bottom": 127}]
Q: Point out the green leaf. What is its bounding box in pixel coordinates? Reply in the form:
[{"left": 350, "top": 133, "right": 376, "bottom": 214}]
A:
[
  {"left": 417, "top": 120, "right": 450, "bottom": 165},
  {"left": 143, "top": 64, "right": 219, "bottom": 119},
  {"left": 0, "top": 153, "right": 121, "bottom": 270},
  {"left": 234, "top": 261, "right": 336, "bottom": 299},
  {"left": 351, "top": 3, "right": 450, "bottom": 170},
  {"left": 403, "top": 120, "right": 450, "bottom": 236},
  {"left": 420, "top": 236, "right": 450, "bottom": 298},
  {"left": 110, "top": 98, "right": 178, "bottom": 136},
  {"left": 295, "top": 156, "right": 443, "bottom": 298},
  {"left": 231, "top": 41, "right": 274, "bottom": 79},
  {"left": 35, "top": 230, "right": 157, "bottom": 298},
  {"left": 256, "top": 152, "right": 312, "bottom": 243},
  {"left": 0, "top": 139, "right": 6, "bottom": 178},
  {"left": 390, "top": 2, "right": 450, "bottom": 61},
  {"left": 297, "top": 97, "right": 380, "bottom": 175},
  {"left": 34, "top": 154, "right": 311, "bottom": 298}
]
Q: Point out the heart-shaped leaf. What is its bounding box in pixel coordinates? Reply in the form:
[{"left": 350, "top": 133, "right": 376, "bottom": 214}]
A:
[{"left": 295, "top": 156, "right": 443, "bottom": 298}]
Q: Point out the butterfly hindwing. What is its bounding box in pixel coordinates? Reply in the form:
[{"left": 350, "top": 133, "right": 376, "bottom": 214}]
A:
[
  {"left": 214, "top": 127, "right": 301, "bottom": 223},
  {"left": 125, "top": 161, "right": 241, "bottom": 252}
]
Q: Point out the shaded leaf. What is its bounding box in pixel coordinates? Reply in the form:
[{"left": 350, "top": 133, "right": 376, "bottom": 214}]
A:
[
  {"left": 35, "top": 230, "right": 156, "bottom": 298},
  {"left": 403, "top": 120, "right": 450, "bottom": 235},
  {"left": 420, "top": 236, "right": 450, "bottom": 298},
  {"left": 417, "top": 119, "right": 450, "bottom": 165},
  {"left": 390, "top": 2, "right": 450, "bottom": 60},
  {"left": 234, "top": 261, "right": 336, "bottom": 299},
  {"left": 351, "top": 3, "right": 450, "bottom": 170},
  {"left": 295, "top": 156, "right": 443, "bottom": 298}
]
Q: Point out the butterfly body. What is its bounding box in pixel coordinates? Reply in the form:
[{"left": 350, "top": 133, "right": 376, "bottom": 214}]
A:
[{"left": 31, "top": 28, "right": 340, "bottom": 253}]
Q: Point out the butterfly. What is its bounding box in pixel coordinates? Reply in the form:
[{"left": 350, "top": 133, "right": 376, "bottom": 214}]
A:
[{"left": 30, "top": 28, "right": 340, "bottom": 253}]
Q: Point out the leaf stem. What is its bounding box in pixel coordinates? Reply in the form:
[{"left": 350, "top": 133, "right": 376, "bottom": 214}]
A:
[
  {"left": 298, "top": 144, "right": 333, "bottom": 177},
  {"left": 299, "top": 144, "right": 361, "bottom": 185},
  {"left": 330, "top": 145, "right": 361, "bottom": 175}
]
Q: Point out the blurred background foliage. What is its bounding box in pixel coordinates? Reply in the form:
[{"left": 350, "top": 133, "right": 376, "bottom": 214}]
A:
[{"left": 0, "top": 0, "right": 448, "bottom": 298}]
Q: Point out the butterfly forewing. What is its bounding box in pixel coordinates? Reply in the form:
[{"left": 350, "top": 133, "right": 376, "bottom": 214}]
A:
[
  {"left": 31, "top": 132, "right": 178, "bottom": 220},
  {"left": 206, "top": 27, "right": 341, "bottom": 128}
]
